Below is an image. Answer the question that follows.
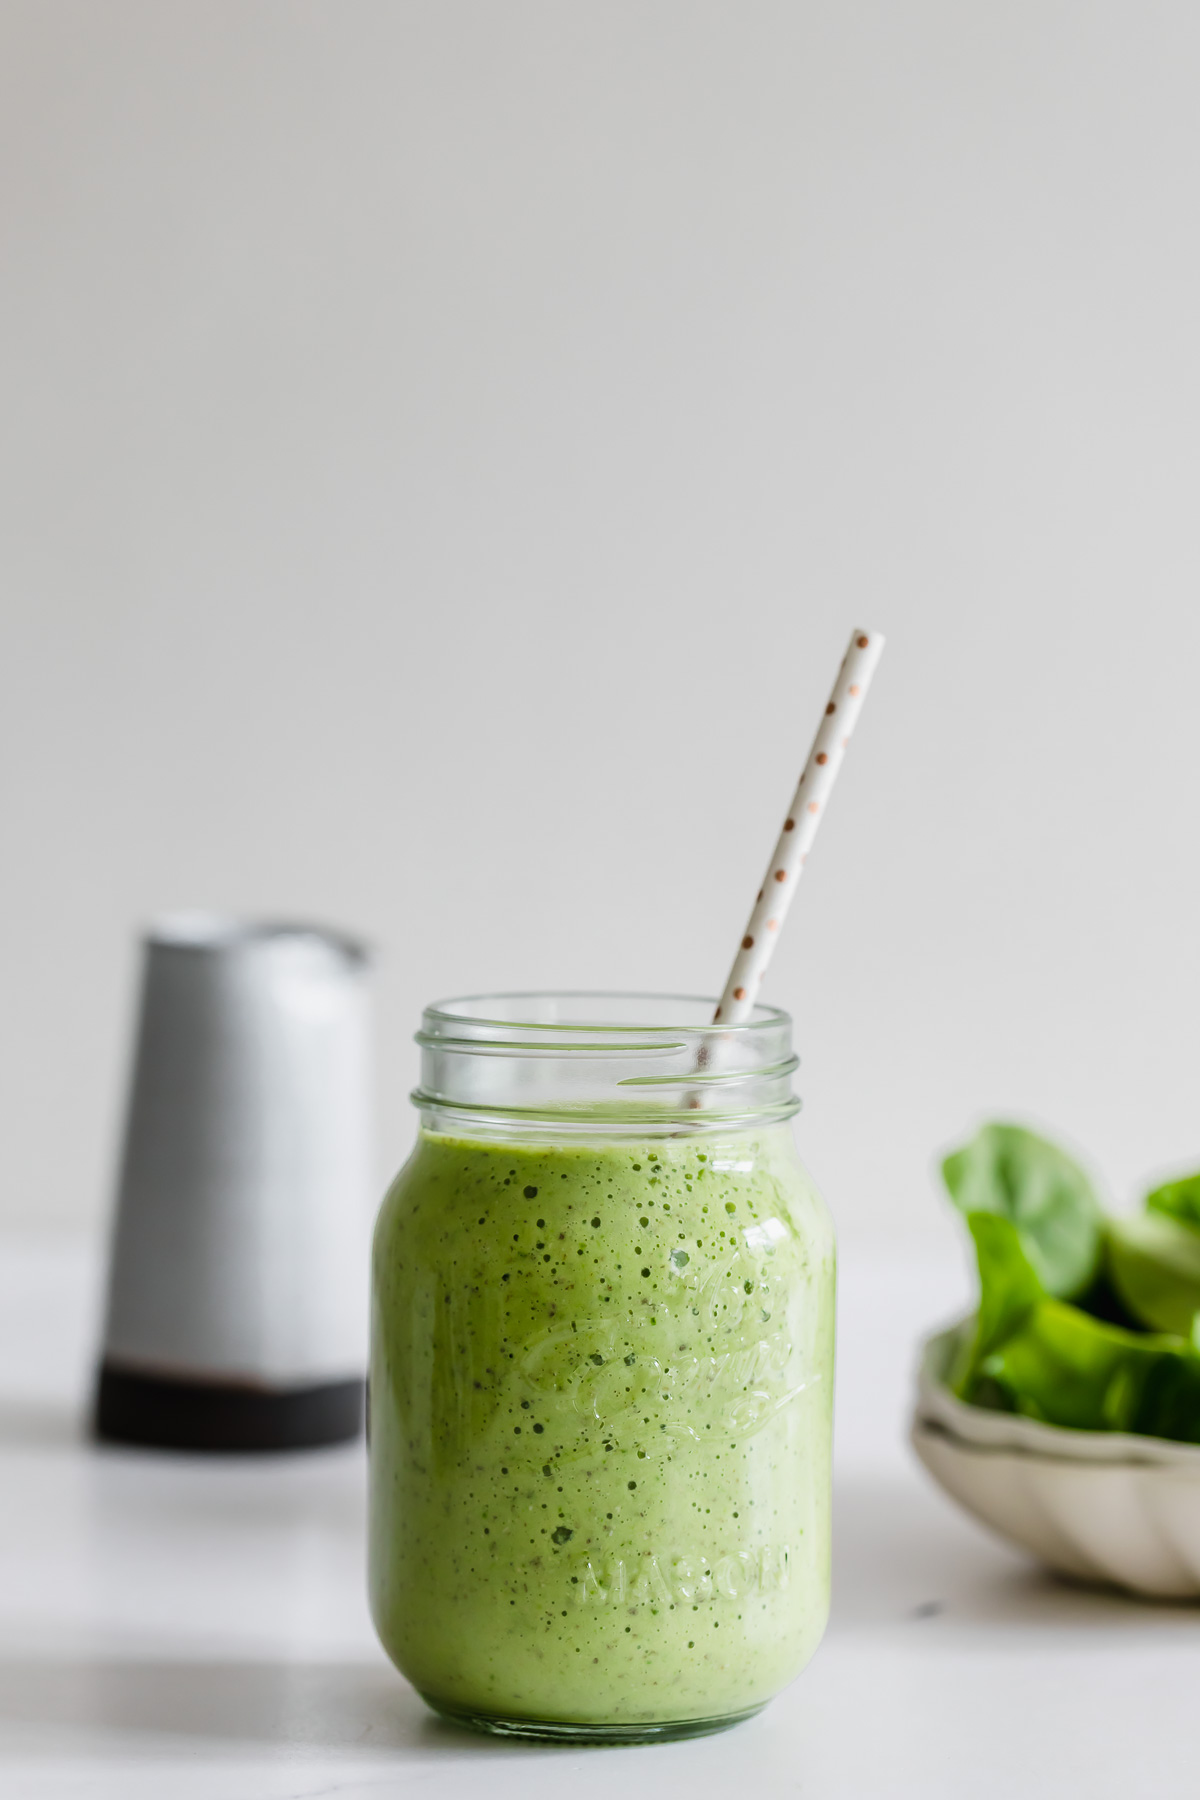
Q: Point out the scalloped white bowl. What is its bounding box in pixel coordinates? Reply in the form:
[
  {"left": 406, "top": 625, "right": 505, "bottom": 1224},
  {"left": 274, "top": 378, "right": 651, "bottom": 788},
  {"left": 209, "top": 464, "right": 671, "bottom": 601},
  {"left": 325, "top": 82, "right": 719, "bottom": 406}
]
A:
[{"left": 911, "top": 1325, "right": 1200, "bottom": 1598}]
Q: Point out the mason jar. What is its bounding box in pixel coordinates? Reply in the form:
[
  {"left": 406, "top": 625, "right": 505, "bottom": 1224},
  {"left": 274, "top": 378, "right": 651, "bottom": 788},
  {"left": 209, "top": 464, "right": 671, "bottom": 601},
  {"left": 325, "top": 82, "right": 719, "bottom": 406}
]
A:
[{"left": 368, "top": 993, "right": 834, "bottom": 1743}]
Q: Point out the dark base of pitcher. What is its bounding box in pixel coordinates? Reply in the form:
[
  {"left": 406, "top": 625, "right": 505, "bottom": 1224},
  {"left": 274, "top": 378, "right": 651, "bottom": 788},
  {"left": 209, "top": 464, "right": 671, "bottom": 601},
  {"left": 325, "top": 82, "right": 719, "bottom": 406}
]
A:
[{"left": 94, "top": 1361, "right": 364, "bottom": 1452}]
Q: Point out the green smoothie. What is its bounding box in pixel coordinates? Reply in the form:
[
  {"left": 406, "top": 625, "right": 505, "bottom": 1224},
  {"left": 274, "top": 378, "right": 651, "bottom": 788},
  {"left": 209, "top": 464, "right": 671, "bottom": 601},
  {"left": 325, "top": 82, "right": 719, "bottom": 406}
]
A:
[{"left": 369, "top": 1124, "right": 835, "bottom": 1731}]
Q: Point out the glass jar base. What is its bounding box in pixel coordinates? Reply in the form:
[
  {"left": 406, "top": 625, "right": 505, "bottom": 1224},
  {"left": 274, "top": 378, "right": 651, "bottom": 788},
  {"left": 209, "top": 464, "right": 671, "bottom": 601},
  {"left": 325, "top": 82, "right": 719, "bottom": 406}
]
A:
[{"left": 420, "top": 1694, "right": 767, "bottom": 1745}]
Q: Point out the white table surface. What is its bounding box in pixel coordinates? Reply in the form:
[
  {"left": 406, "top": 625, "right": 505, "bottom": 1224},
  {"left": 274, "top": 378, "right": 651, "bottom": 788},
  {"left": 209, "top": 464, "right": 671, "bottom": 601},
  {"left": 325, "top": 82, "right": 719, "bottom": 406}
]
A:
[{"left": 2, "top": 1233, "right": 1198, "bottom": 1800}]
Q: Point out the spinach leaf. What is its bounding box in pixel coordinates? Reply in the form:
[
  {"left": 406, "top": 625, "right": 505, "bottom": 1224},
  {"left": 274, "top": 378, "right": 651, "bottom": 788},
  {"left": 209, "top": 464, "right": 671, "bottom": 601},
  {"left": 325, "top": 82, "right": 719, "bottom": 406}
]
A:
[
  {"left": 950, "top": 1212, "right": 1043, "bottom": 1398},
  {"left": 1106, "top": 1210, "right": 1200, "bottom": 1337},
  {"left": 941, "top": 1122, "right": 1102, "bottom": 1299},
  {"left": 980, "top": 1300, "right": 1200, "bottom": 1442},
  {"left": 1146, "top": 1172, "right": 1200, "bottom": 1233},
  {"left": 942, "top": 1120, "right": 1200, "bottom": 1440}
]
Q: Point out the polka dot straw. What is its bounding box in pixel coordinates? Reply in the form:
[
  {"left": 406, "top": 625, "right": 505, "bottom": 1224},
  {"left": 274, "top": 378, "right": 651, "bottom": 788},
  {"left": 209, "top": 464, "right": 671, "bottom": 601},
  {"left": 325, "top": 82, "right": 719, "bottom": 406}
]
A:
[{"left": 713, "top": 628, "right": 886, "bottom": 1027}]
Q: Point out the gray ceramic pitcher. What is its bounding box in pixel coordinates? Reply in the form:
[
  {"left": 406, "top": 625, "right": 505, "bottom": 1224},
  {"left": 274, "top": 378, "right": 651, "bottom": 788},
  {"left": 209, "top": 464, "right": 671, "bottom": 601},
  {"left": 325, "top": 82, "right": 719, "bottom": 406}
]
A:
[{"left": 95, "top": 915, "right": 373, "bottom": 1451}]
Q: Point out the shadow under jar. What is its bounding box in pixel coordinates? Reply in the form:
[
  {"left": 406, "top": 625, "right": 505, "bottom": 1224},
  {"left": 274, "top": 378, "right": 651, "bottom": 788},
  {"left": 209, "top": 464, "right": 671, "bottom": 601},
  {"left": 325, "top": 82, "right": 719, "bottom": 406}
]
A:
[{"left": 368, "top": 993, "right": 834, "bottom": 1744}]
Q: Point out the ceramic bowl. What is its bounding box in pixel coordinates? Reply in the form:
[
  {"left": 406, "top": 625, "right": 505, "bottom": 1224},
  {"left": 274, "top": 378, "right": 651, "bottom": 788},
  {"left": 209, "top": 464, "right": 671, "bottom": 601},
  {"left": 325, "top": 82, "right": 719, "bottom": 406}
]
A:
[{"left": 911, "top": 1325, "right": 1200, "bottom": 1598}]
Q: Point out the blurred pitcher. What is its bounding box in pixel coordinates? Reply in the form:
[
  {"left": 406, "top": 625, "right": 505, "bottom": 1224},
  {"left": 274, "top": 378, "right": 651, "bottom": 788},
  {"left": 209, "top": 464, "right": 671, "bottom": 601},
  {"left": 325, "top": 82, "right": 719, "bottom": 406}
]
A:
[{"left": 95, "top": 914, "right": 372, "bottom": 1451}]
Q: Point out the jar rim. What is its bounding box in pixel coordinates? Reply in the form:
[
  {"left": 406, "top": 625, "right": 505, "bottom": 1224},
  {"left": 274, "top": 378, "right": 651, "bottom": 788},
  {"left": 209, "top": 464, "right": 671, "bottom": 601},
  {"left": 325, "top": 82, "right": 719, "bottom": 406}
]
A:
[
  {"left": 419, "top": 991, "right": 788, "bottom": 1040},
  {"left": 412, "top": 991, "right": 799, "bottom": 1137}
]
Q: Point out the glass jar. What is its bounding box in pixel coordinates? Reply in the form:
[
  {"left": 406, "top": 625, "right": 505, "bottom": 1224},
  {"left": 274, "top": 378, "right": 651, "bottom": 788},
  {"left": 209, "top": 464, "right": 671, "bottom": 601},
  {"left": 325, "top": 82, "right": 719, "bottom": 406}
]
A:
[{"left": 368, "top": 994, "right": 834, "bottom": 1743}]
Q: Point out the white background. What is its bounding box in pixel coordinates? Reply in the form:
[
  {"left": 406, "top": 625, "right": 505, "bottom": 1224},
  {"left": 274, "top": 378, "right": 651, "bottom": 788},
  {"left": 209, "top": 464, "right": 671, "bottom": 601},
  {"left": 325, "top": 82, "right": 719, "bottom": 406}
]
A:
[{"left": 4, "top": 1, "right": 1200, "bottom": 1238}]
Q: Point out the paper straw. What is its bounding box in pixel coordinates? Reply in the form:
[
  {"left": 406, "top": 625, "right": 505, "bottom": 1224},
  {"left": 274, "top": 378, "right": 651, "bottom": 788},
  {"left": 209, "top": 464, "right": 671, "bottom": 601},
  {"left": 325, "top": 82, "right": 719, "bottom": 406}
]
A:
[{"left": 712, "top": 627, "right": 886, "bottom": 1026}]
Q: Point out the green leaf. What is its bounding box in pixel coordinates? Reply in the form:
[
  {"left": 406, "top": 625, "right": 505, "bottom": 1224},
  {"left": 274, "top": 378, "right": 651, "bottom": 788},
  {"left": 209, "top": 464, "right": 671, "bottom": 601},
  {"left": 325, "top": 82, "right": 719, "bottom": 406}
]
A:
[
  {"left": 979, "top": 1300, "right": 1200, "bottom": 1442},
  {"left": 1106, "top": 1210, "right": 1200, "bottom": 1336},
  {"left": 982, "top": 1301, "right": 1155, "bottom": 1430},
  {"left": 941, "top": 1122, "right": 1103, "bottom": 1298},
  {"left": 1146, "top": 1172, "right": 1200, "bottom": 1233},
  {"left": 949, "top": 1212, "right": 1043, "bottom": 1397}
]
